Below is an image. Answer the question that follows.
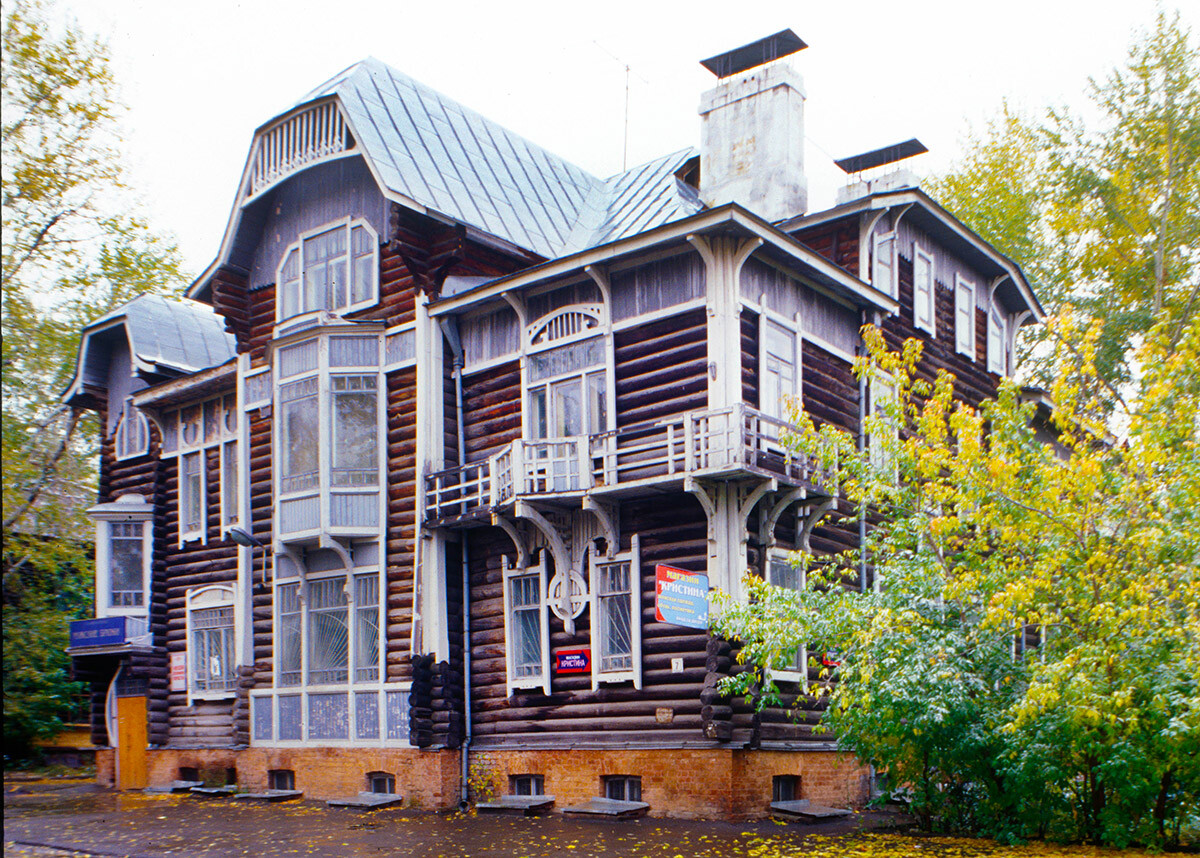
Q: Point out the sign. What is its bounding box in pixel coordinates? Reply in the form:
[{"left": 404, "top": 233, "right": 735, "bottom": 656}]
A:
[
  {"left": 69, "top": 616, "right": 128, "bottom": 649},
  {"left": 554, "top": 648, "right": 590, "bottom": 674},
  {"left": 655, "top": 565, "right": 709, "bottom": 629},
  {"left": 170, "top": 652, "right": 187, "bottom": 691}
]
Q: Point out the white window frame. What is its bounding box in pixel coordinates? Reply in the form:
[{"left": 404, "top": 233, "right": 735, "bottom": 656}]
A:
[
  {"left": 185, "top": 585, "right": 237, "bottom": 703},
  {"left": 758, "top": 308, "right": 802, "bottom": 431},
  {"left": 913, "top": 242, "right": 936, "bottom": 336},
  {"left": 89, "top": 495, "right": 153, "bottom": 618},
  {"left": 955, "top": 274, "right": 977, "bottom": 359},
  {"left": 275, "top": 217, "right": 379, "bottom": 323},
  {"left": 868, "top": 372, "right": 899, "bottom": 479},
  {"left": 588, "top": 534, "right": 642, "bottom": 690},
  {"left": 173, "top": 393, "right": 238, "bottom": 546},
  {"left": 179, "top": 449, "right": 206, "bottom": 545},
  {"left": 502, "top": 552, "right": 551, "bottom": 696},
  {"left": 872, "top": 231, "right": 897, "bottom": 299},
  {"left": 114, "top": 398, "right": 150, "bottom": 460},
  {"left": 987, "top": 302, "right": 1008, "bottom": 376},
  {"left": 765, "top": 548, "right": 807, "bottom": 688}
]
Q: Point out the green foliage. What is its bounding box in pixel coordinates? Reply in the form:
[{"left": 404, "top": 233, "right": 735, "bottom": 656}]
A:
[
  {"left": 713, "top": 317, "right": 1200, "bottom": 847},
  {"left": 2, "top": 0, "right": 189, "bottom": 761},
  {"left": 928, "top": 10, "right": 1200, "bottom": 395}
]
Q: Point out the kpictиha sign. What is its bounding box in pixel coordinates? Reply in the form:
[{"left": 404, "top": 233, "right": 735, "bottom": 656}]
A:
[
  {"left": 555, "top": 648, "right": 590, "bottom": 674},
  {"left": 654, "top": 565, "right": 709, "bottom": 629}
]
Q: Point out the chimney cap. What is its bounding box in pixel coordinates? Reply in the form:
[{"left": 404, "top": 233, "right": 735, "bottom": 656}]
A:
[
  {"left": 700, "top": 29, "right": 807, "bottom": 79},
  {"left": 835, "top": 139, "right": 928, "bottom": 174}
]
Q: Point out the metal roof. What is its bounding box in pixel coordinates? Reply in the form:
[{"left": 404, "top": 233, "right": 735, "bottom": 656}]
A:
[
  {"left": 64, "top": 295, "right": 237, "bottom": 404},
  {"left": 699, "top": 30, "right": 807, "bottom": 78},
  {"left": 285, "top": 58, "right": 704, "bottom": 260},
  {"left": 834, "top": 139, "right": 928, "bottom": 174}
]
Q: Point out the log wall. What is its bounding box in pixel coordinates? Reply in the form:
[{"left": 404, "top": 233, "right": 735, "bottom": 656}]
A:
[{"left": 613, "top": 307, "right": 708, "bottom": 427}]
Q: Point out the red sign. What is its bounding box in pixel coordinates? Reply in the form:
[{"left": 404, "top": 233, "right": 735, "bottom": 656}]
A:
[{"left": 555, "top": 648, "right": 590, "bottom": 674}]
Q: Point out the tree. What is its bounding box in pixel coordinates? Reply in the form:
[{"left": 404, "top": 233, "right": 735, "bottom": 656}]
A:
[
  {"left": 2, "top": 0, "right": 187, "bottom": 758},
  {"left": 928, "top": 10, "right": 1200, "bottom": 395},
  {"left": 712, "top": 318, "right": 1200, "bottom": 846}
]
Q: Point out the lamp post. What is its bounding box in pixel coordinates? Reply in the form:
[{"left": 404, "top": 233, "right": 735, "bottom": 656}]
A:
[{"left": 225, "top": 526, "right": 267, "bottom": 586}]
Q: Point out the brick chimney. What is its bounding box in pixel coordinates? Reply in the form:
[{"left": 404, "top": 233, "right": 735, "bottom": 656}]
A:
[{"left": 699, "top": 55, "right": 807, "bottom": 222}]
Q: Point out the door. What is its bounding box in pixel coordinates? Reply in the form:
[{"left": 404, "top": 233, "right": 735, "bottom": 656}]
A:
[{"left": 115, "top": 694, "right": 148, "bottom": 790}]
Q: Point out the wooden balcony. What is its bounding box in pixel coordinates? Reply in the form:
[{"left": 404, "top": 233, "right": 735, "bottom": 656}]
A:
[{"left": 424, "top": 405, "right": 837, "bottom": 527}]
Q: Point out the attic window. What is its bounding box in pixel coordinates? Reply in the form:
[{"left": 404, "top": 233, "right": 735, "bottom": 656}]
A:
[
  {"left": 248, "top": 101, "right": 354, "bottom": 197},
  {"left": 277, "top": 220, "right": 378, "bottom": 320}
]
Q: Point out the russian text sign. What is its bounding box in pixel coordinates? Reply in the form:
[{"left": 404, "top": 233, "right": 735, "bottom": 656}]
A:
[
  {"left": 69, "top": 616, "right": 127, "bottom": 649},
  {"left": 655, "top": 565, "right": 710, "bottom": 629},
  {"left": 555, "top": 648, "right": 590, "bottom": 674},
  {"left": 170, "top": 652, "right": 187, "bottom": 691}
]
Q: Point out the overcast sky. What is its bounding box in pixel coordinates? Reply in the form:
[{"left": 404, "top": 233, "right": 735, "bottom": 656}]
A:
[{"left": 61, "top": 0, "right": 1191, "bottom": 276}]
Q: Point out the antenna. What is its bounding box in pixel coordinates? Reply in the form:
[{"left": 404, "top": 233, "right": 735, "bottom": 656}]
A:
[{"left": 593, "top": 41, "right": 648, "bottom": 171}]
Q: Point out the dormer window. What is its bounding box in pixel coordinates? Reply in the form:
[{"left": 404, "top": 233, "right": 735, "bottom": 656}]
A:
[
  {"left": 277, "top": 220, "right": 378, "bottom": 321},
  {"left": 114, "top": 398, "right": 150, "bottom": 460}
]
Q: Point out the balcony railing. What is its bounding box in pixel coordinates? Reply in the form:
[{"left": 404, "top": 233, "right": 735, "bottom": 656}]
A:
[{"left": 425, "top": 404, "right": 838, "bottom": 526}]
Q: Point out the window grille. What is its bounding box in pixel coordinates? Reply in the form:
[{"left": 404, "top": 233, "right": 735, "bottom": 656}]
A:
[
  {"left": 307, "top": 577, "right": 349, "bottom": 685},
  {"left": 244, "top": 370, "right": 273, "bottom": 406},
  {"left": 597, "top": 561, "right": 633, "bottom": 672},
  {"left": 109, "top": 522, "right": 145, "bottom": 607},
  {"left": 279, "top": 340, "right": 319, "bottom": 379},
  {"left": 330, "top": 336, "right": 379, "bottom": 368},
  {"left": 277, "top": 583, "right": 302, "bottom": 687},
  {"left": 278, "top": 696, "right": 302, "bottom": 741},
  {"left": 308, "top": 692, "right": 349, "bottom": 740},
  {"left": 190, "top": 605, "right": 236, "bottom": 693},
  {"left": 385, "top": 690, "right": 410, "bottom": 740},
  {"left": 527, "top": 305, "right": 602, "bottom": 346},
  {"left": 253, "top": 696, "right": 273, "bottom": 741},
  {"left": 354, "top": 574, "right": 380, "bottom": 683},
  {"left": 249, "top": 101, "right": 351, "bottom": 197},
  {"left": 384, "top": 328, "right": 416, "bottom": 367}
]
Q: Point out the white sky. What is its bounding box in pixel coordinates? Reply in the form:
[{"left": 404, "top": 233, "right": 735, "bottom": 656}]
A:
[{"left": 60, "top": 0, "right": 1191, "bottom": 276}]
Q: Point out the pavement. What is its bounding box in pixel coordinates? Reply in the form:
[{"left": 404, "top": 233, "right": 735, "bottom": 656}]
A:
[{"left": 4, "top": 776, "right": 911, "bottom": 858}]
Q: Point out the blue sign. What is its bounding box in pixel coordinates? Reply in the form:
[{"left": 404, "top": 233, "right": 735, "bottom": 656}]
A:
[
  {"left": 69, "top": 616, "right": 128, "bottom": 649},
  {"left": 655, "top": 565, "right": 710, "bottom": 629}
]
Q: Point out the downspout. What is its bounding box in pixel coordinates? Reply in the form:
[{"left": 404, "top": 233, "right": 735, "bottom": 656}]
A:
[
  {"left": 857, "top": 334, "right": 868, "bottom": 593},
  {"left": 440, "top": 317, "right": 472, "bottom": 809}
]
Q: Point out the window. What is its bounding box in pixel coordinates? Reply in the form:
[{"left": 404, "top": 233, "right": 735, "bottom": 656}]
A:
[
  {"left": 868, "top": 373, "right": 899, "bottom": 478},
  {"left": 331, "top": 376, "right": 379, "bottom": 487},
  {"left": 510, "top": 774, "right": 544, "bottom": 796},
  {"left": 872, "top": 231, "right": 896, "bottom": 298},
  {"left": 913, "top": 243, "right": 935, "bottom": 335},
  {"left": 220, "top": 440, "right": 239, "bottom": 528},
  {"left": 588, "top": 535, "right": 642, "bottom": 689},
  {"left": 955, "top": 274, "right": 976, "bottom": 359},
  {"left": 277, "top": 220, "right": 378, "bottom": 320},
  {"left": 276, "top": 571, "right": 381, "bottom": 689},
  {"left": 772, "top": 775, "right": 800, "bottom": 803},
  {"left": 502, "top": 553, "right": 550, "bottom": 696},
  {"left": 180, "top": 450, "right": 205, "bottom": 542},
  {"left": 110, "top": 522, "right": 147, "bottom": 608},
  {"left": 114, "top": 398, "right": 150, "bottom": 460},
  {"left": 603, "top": 776, "right": 641, "bottom": 802},
  {"left": 186, "top": 586, "right": 236, "bottom": 698},
  {"left": 765, "top": 551, "right": 806, "bottom": 684},
  {"left": 760, "top": 316, "right": 800, "bottom": 428},
  {"left": 368, "top": 772, "right": 395, "bottom": 794},
  {"left": 987, "top": 302, "right": 1007, "bottom": 375},
  {"left": 268, "top": 769, "right": 295, "bottom": 791}
]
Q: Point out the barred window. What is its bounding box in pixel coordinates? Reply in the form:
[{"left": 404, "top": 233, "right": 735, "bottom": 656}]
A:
[{"left": 188, "top": 592, "right": 236, "bottom": 695}]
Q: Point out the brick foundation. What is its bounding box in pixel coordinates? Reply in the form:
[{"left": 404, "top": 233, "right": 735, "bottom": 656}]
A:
[{"left": 114, "top": 745, "right": 868, "bottom": 819}]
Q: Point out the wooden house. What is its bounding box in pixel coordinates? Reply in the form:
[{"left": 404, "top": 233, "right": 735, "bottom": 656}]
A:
[{"left": 64, "top": 32, "right": 1042, "bottom": 816}]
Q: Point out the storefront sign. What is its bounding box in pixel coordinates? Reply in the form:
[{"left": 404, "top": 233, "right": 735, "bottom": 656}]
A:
[
  {"left": 68, "top": 616, "right": 128, "bottom": 649},
  {"left": 170, "top": 652, "right": 187, "bottom": 691},
  {"left": 555, "top": 648, "right": 590, "bottom": 674},
  {"left": 654, "top": 565, "right": 709, "bottom": 629}
]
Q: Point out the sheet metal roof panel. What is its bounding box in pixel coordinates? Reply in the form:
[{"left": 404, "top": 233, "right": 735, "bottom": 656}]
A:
[{"left": 82, "top": 295, "right": 236, "bottom": 377}]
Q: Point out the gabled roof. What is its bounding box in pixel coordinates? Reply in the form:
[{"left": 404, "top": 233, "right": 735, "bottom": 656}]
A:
[
  {"left": 63, "top": 294, "right": 237, "bottom": 406},
  {"left": 194, "top": 58, "right": 703, "bottom": 297}
]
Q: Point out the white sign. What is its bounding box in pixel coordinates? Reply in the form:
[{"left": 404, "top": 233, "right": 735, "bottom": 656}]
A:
[{"left": 169, "top": 651, "right": 187, "bottom": 692}]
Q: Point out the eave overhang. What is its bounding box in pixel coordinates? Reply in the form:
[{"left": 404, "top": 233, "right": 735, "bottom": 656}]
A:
[
  {"left": 428, "top": 203, "right": 896, "bottom": 318},
  {"left": 132, "top": 360, "right": 237, "bottom": 412},
  {"left": 781, "top": 188, "right": 1045, "bottom": 323}
]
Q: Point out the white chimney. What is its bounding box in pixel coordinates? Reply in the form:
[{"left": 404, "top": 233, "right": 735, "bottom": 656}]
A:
[{"left": 699, "top": 61, "right": 807, "bottom": 221}]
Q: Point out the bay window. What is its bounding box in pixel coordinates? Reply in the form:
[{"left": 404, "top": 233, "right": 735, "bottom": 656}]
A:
[
  {"left": 88, "top": 494, "right": 153, "bottom": 616},
  {"left": 110, "top": 521, "right": 147, "bottom": 608},
  {"left": 277, "top": 220, "right": 378, "bottom": 321}
]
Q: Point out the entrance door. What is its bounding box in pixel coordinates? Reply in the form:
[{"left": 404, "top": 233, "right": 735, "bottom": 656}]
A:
[{"left": 115, "top": 694, "right": 148, "bottom": 790}]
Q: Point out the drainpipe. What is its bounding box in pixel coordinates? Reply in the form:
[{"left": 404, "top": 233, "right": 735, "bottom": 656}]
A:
[
  {"left": 440, "top": 317, "right": 472, "bottom": 809},
  {"left": 857, "top": 338, "right": 868, "bottom": 593}
]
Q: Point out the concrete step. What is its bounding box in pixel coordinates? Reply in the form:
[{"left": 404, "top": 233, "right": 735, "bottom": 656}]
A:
[
  {"left": 476, "top": 795, "right": 556, "bottom": 815},
  {"left": 770, "top": 799, "right": 853, "bottom": 822},
  {"left": 326, "top": 792, "right": 405, "bottom": 810},
  {"left": 145, "top": 780, "right": 204, "bottom": 794},
  {"left": 561, "top": 797, "right": 649, "bottom": 819},
  {"left": 188, "top": 786, "right": 239, "bottom": 797},
  {"left": 234, "top": 789, "right": 304, "bottom": 802}
]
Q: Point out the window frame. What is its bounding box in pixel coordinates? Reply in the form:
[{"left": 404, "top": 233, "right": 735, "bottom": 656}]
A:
[
  {"left": 502, "top": 552, "right": 551, "bottom": 696},
  {"left": 171, "top": 393, "right": 238, "bottom": 546},
  {"left": 868, "top": 372, "right": 899, "bottom": 479},
  {"left": 275, "top": 218, "right": 379, "bottom": 323},
  {"left": 764, "top": 548, "right": 807, "bottom": 688},
  {"left": 602, "top": 775, "right": 642, "bottom": 802},
  {"left": 178, "top": 449, "right": 206, "bottom": 545},
  {"left": 872, "top": 231, "right": 897, "bottom": 299},
  {"left": 114, "top": 398, "right": 150, "bottom": 460},
  {"left": 89, "top": 495, "right": 154, "bottom": 618},
  {"left": 588, "top": 534, "right": 642, "bottom": 690},
  {"left": 987, "top": 301, "right": 1008, "bottom": 376},
  {"left": 912, "top": 241, "right": 936, "bottom": 336},
  {"left": 955, "top": 274, "right": 977, "bottom": 359},
  {"left": 758, "top": 309, "right": 802, "bottom": 431},
  {"left": 510, "top": 774, "right": 545, "bottom": 796},
  {"left": 185, "top": 585, "right": 237, "bottom": 703}
]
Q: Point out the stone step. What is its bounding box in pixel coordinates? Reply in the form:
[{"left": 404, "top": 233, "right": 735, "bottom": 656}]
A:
[
  {"left": 476, "top": 795, "right": 556, "bottom": 815},
  {"left": 326, "top": 792, "right": 405, "bottom": 810},
  {"left": 234, "top": 789, "right": 304, "bottom": 802},
  {"left": 188, "top": 786, "right": 239, "bottom": 798},
  {"left": 145, "top": 780, "right": 204, "bottom": 794},
  {"left": 770, "top": 799, "right": 853, "bottom": 822},
  {"left": 561, "top": 797, "right": 649, "bottom": 819}
]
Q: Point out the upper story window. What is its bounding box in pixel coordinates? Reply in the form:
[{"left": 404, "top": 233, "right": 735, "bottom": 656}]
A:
[
  {"left": 871, "top": 231, "right": 897, "bottom": 298},
  {"left": 114, "top": 398, "right": 150, "bottom": 460},
  {"left": 524, "top": 313, "right": 609, "bottom": 440},
  {"left": 88, "top": 494, "right": 154, "bottom": 616},
  {"left": 955, "top": 274, "right": 977, "bottom": 359},
  {"left": 760, "top": 315, "right": 801, "bottom": 430},
  {"left": 162, "top": 393, "right": 238, "bottom": 546},
  {"left": 987, "top": 302, "right": 1008, "bottom": 376},
  {"left": 277, "top": 220, "right": 378, "bottom": 321},
  {"left": 913, "top": 242, "right": 936, "bottom": 336}
]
